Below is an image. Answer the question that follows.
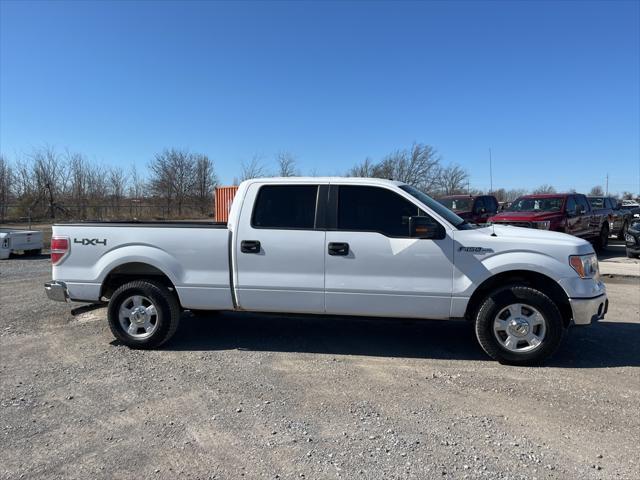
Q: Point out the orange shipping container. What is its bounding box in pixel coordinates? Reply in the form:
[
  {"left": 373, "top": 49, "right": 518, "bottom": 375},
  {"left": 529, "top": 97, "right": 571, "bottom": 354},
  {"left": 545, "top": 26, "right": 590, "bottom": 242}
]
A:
[{"left": 214, "top": 186, "right": 239, "bottom": 223}]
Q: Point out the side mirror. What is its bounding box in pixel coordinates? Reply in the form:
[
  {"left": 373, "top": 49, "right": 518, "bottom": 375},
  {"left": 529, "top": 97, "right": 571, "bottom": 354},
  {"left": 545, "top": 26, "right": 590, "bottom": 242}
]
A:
[{"left": 409, "top": 216, "right": 446, "bottom": 240}]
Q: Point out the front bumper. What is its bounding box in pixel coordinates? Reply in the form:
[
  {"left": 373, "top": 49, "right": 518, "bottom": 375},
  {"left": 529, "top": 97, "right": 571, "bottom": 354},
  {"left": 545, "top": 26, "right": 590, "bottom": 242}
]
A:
[
  {"left": 569, "top": 293, "right": 608, "bottom": 325},
  {"left": 44, "top": 281, "right": 69, "bottom": 302}
]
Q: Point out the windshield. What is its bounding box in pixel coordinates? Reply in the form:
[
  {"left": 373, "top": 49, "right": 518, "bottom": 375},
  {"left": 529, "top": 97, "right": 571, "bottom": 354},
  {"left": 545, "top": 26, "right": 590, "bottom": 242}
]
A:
[
  {"left": 588, "top": 197, "right": 604, "bottom": 209},
  {"left": 508, "top": 197, "right": 564, "bottom": 212},
  {"left": 399, "top": 185, "right": 473, "bottom": 229},
  {"left": 438, "top": 197, "right": 472, "bottom": 211}
]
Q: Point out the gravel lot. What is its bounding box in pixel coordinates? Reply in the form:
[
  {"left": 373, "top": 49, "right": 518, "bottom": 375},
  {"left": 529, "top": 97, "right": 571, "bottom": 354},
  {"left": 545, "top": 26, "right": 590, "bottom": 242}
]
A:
[{"left": 1, "top": 255, "right": 639, "bottom": 480}]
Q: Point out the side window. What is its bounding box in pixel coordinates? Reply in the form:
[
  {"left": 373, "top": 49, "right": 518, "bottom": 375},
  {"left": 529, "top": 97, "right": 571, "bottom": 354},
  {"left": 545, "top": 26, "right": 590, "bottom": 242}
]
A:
[
  {"left": 474, "top": 197, "right": 487, "bottom": 213},
  {"left": 337, "top": 186, "right": 430, "bottom": 237},
  {"left": 566, "top": 196, "right": 577, "bottom": 214},
  {"left": 252, "top": 185, "right": 318, "bottom": 229},
  {"left": 576, "top": 195, "right": 590, "bottom": 213},
  {"left": 489, "top": 197, "right": 498, "bottom": 212}
]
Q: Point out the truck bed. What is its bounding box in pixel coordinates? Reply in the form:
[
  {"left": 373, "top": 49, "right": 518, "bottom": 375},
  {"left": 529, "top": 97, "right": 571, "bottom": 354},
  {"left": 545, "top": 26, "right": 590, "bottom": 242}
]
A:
[{"left": 51, "top": 222, "right": 233, "bottom": 310}]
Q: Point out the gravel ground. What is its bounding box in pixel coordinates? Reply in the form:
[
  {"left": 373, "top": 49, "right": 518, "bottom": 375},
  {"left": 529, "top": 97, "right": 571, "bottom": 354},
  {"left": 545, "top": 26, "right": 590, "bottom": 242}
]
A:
[{"left": 1, "top": 255, "right": 639, "bottom": 480}]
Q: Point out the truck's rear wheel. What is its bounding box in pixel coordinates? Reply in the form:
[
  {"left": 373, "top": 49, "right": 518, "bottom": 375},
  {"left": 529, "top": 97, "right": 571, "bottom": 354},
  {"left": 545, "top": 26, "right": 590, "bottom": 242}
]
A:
[
  {"left": 474, "top": 285, "right": 565, "bottom": 365},
  {"left": 107, "top": 280, "right": 181, "bottom": 349},
  {"left": 594, "top": 224, "right": 609, "bottom": 251},
  {"left": 618, "top": 221, "right": 628, "bottom": 240}
]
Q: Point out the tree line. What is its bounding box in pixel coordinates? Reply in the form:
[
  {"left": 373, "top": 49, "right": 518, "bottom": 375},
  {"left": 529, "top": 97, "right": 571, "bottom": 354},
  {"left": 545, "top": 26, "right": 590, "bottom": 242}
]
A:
[
  {"left": 0, "top": 147, "right": 217, "bottom": 221},
  {"left": 0, "top": 143, "right": 635, "bottom": 222}
]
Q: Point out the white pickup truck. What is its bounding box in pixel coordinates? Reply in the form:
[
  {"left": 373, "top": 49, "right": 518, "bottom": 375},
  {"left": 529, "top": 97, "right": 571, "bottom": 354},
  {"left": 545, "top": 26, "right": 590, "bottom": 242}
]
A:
[{"left": 45, "top": 177, "right": 608, "bottom": 365}]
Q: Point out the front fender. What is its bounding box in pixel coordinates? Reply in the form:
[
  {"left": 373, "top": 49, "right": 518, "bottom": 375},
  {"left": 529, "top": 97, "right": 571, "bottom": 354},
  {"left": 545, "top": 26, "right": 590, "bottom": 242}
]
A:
[{"left": 454, "top": 250, "right": 576, "bottom": 298}]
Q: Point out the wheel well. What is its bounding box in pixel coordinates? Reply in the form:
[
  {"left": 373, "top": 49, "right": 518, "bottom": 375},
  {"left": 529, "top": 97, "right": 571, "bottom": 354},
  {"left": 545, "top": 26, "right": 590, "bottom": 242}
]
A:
[
  {"left": 100, "top": 262, "right": 176, "bottom": 301},
  {"left": 465, "top": 270, "right": 572, "bottom": 327}
]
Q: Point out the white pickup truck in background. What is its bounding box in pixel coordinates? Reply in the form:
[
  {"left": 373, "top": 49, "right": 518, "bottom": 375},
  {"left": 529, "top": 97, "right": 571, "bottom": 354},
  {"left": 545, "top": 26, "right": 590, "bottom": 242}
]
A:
[
  {"left": 45, "top": 177, "right": 608, "bottom": 365},
  {"left": 1, "top": 228, "right": 44, "bottom": 259}
]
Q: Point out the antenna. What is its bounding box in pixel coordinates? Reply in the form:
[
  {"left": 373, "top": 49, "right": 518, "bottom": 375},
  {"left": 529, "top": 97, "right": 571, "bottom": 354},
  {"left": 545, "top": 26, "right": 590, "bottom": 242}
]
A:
[
  {"left": 489, "top": 148, "right": 497, "bottom": 236},
  {"left": 489, "top": 148, "right": 493, "bottom": 194}
]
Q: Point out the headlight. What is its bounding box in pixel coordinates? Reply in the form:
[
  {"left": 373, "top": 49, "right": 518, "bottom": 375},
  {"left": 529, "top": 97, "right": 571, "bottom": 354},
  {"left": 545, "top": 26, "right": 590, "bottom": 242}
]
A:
[
  {"left": 534, "top": 221, "right": 551, "bottom": 230},
  {"left": 569, "top": 254, "right": 599, "bottom": 279}
]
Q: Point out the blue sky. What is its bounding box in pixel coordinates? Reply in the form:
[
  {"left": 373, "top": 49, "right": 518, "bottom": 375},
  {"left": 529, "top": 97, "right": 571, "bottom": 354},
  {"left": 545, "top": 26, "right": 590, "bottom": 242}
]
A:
[{"left": 1, "top": 0, "right": 638, "bottom": 193}]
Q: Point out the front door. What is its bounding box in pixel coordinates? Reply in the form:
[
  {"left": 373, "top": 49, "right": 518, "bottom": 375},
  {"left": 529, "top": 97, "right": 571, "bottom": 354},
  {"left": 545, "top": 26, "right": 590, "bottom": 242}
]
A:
[
  {"left": 234, "top": 182, "right": 326, "bottom": 313},
  {"left": 565, "top": 196, "right": 583, "bottom": 236},
  {"left": 324, "top": 185, "right": 455, "bottom": 319}
]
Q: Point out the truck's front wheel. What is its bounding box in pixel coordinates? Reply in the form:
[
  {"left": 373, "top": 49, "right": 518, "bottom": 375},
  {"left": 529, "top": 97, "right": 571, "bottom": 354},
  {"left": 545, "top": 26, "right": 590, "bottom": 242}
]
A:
[
  {"left": 474, "top": 285, "right": 565, "bottom": 365},
  {"left": 107, "top": 280, "right": 181, "bottom": 349}
]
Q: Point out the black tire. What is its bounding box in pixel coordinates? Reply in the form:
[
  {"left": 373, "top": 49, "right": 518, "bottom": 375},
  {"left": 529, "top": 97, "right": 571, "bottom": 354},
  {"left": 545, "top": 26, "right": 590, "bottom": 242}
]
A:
[
  {"left": 594, "top": 224, "right": 609, "bottom": 252},
  {"left": 627, "top": 249, "right": 638, "bottom": 259},
  {"left": 474, "top": 285, "right": 565, "bottom": 365},
  {"left": 107, "top": 280, "right": 181, "bottom": 349},
  {"left": 618, "top": 221, "right": 628, "bottom": 241}
]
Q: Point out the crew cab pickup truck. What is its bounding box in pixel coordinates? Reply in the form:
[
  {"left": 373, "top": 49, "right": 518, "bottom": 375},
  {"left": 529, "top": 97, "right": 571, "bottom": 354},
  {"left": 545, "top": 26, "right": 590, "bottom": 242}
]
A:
[
  {"left": 588, "top": 196, "right": 633, "bottom": 240},
  {"left": 488, "top": 193, "right": 610, "bottom": 250},
  {"left": 437, "top": 194, "right": 499, "bottom": 226},
  {"left": 45, "top": 178, "right": 608, "bottom": 365}
]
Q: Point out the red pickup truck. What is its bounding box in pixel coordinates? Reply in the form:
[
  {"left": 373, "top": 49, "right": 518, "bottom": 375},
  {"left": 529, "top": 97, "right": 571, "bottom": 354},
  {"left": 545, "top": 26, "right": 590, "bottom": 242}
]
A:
[{"left": 488, "top": 193, "right": 609, "bottom": 250}]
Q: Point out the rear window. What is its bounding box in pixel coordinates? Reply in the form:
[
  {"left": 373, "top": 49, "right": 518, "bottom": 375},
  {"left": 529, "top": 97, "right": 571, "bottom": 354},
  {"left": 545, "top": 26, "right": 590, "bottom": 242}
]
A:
[
  {"left": 589, "top": 197, "right": 604, "bottom": 209},
  {"left": 252, "top": 185, "right": 318, "bottom": 229}
]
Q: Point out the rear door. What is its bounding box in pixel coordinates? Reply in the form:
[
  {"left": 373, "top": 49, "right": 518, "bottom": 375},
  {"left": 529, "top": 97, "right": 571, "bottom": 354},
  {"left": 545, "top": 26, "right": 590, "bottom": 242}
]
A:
[
  {"left": 324, "top": 184, "right": 454, "bottom": 319},
  {"left": 234, "top": 182, "right": 327, "bottom": 313}
]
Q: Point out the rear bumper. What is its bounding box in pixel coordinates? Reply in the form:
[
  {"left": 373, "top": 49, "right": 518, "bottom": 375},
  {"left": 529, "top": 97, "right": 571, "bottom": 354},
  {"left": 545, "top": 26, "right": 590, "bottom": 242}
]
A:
[
  {"left": 569, "top": 293, "right": 608, "bottom": 325},
  {"left": 44, "top": 281, "right": 69, "bottom": 302}
]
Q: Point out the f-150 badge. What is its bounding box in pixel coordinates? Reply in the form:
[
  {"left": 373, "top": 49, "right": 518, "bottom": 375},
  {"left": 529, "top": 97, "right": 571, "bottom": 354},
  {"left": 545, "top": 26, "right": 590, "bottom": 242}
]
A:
[
  {"left": 74, "top": 238, "right": 107, "bottom": 246},
  {"left": 459, "top": 246, "right": 493, "bottom": 254}
]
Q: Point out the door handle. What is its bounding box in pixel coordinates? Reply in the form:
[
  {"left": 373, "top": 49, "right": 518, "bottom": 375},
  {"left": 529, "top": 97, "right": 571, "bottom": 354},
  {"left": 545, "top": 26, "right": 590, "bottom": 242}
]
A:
[
  {"left": 328, "top": 242, "right": 349, "bottom": 256},
  {"left": 241, "top": 240, "right": 261, "bottom": 253}
]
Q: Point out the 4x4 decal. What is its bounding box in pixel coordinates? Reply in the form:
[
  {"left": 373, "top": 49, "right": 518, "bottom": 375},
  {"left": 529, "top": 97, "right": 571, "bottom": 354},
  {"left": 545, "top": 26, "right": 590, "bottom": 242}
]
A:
[{"left": 74, "top": 238, "right": 107, "bottom": 246}]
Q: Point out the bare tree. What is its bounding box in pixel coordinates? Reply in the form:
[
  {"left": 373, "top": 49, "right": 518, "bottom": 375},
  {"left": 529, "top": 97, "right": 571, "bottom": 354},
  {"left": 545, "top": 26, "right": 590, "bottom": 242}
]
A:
[
  {"left": 437, "top": 164, "right": 469, "bottom": 195},
  {"left": 589, "top": 185, "right": 604, "bottom": 196},
  {"left": 240, "top": 155, "right": 268, "bottom": 181},
  {"left": 347, "top": 157, "right": 377, "bottom": 177},
  {"left": 128, "top": 164, "right": 144, "bottom": 199},
  {"left": 505, "top": 188, "right": 528, "bottom": 202},
  {"left": 193, "top": 154, "right": 217, "bottom": 214},
  {"left": 533, "top": 184, "right": 556, "bottom": 194},
  {"left": 149, "top": 149, "right": 176, "bottom": 214},
  {"left": 108, "top": 167, "right": 127, "bottom": 208},
  {"left": 30, "top": 146, "right": 68, "bottom": 218},
  {"left": 276, "top": 152, "right": 298, "bottom": 177},
  {"left": 347, "top": 144, "right": 442, "bottom": 194},
  {"left": 68, "top": 151, "right": 90, "bottom": 218},
  {"left": 377, "top": 144, "right": 442, "bottom": 193},
  {"left": 0, "top": 155, "right": 13, "bottom": 221}
]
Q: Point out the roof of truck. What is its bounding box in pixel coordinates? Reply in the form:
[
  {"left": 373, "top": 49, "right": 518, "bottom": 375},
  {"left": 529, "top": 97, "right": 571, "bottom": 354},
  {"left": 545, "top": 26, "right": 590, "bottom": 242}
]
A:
[{"left": 241, "top": 176, "right": 405, "bottom": 186}]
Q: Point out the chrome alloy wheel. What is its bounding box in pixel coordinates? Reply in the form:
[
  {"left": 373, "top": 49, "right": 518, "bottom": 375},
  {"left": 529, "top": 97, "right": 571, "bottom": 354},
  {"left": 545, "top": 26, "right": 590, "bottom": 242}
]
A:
[
  {"left": 493, "top": 303, "right": 547, "bottom": 353},
  {"left": 118, "top": 295, "right": 158, "bottom": 339}
]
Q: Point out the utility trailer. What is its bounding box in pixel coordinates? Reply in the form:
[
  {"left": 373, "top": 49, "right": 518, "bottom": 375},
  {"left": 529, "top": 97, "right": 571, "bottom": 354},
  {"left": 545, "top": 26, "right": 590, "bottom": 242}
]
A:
[{"left": 0, "top": 228, "right": 44, "bottom": 259}]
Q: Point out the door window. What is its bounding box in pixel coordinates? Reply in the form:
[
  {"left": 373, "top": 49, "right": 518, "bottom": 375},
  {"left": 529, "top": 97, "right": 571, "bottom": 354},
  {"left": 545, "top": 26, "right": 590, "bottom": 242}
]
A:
[
  {"left": 337, "top": 186, "right": 434, "bottom": 237},
  {"left": 575, "top": 195, "right": 590, "bottom": 213},
  {"left": 565, "top": 196, "right": 577, "bottom": 214},
  {"left": 252, "top": 185, "right": 318, "bottom": 229},
  {"left": 474, "top": 197, "right": 487, "bottom": 213}
]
